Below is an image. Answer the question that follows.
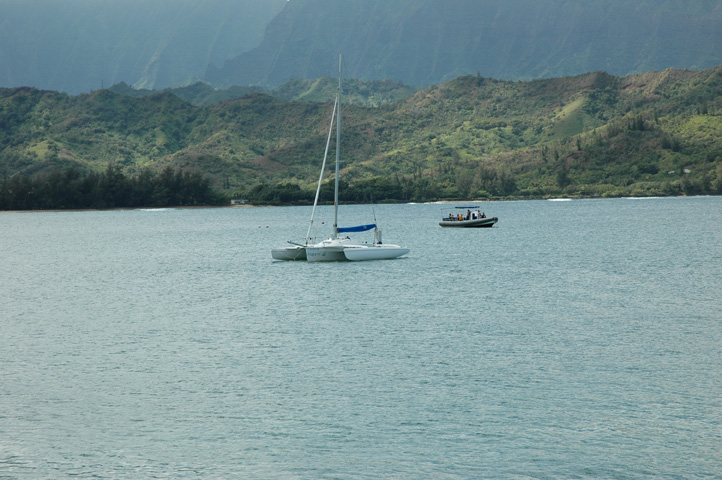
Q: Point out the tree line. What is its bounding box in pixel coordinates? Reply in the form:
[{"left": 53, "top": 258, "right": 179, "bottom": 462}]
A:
[
  {"left": 0, "top": 164, "right": 228, "bottom": 210},
  {"left": 240, "top": 173, "right": 518, "bottom": 205}
]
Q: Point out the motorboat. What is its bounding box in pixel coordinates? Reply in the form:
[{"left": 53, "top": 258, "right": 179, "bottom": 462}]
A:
[
  {"left": 439, "top": 206, "right": 498, "bottom": 228},
  {"left": 439, "top": 216, "right": 498, "bottom": 228}
]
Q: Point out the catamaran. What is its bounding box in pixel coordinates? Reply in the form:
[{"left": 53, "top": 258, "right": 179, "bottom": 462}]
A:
[
  {"left": 271, "top": 94, "right": 339, "bottom": 261},
  {"left": 272, "top": 54, "right": 409, "bottom": 262}
]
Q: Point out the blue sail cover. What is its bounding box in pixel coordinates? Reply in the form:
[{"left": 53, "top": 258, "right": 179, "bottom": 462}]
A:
[{"left": 338, "top": 224, "right": 376, "bottom": 233}]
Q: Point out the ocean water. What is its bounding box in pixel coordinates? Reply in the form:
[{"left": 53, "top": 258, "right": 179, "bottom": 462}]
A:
[{"left": 1, "top": 197, "right": 720, "bottom": 479}]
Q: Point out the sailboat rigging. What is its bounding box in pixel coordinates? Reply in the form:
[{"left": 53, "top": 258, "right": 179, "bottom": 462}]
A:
[
  {"left": 270, "top": 96, "right": 338, "bottom": 261},
  {"left": 272, "top": 54, "right": 409, "bottom": 262},
  {"left": 305, "top": 54, "right": 409, "bottom": 261}
]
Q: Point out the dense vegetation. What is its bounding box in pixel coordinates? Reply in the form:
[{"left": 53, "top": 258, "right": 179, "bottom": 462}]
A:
[
  {"left": 1, "top": 66, "right": 721, "bottom": 210},
  {"left": 0, "top": 165, "right": 227, "bottom": 210}
]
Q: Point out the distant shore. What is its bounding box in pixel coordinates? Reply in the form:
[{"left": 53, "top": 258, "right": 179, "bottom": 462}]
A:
[{"left": 3, "top": 194, "right": 716, "bottom": 214}]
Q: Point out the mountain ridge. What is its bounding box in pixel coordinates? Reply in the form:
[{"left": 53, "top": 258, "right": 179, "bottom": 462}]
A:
[{"left": 3, "top": 0, "right": 721, "bottom": 97}]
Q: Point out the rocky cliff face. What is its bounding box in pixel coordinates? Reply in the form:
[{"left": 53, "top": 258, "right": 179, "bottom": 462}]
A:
[
  {"left": 0, "top": 0, "right": 286, "bottom": 94},
  {"left": 3, "top": 0, "right": 721, "bottom": 95},
  {"left": 205, "top": 0, "right": 722, "bottom": 88}
]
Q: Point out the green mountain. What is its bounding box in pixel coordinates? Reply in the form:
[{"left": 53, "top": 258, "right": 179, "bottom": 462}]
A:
[
  {"left": 206, "top": 0, "right": 722, "bottom": 89},
  {"left": 2, "top": 66, "right": 721, "bottom": 207}
]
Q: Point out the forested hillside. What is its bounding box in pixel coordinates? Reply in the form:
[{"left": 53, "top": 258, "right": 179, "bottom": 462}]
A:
[{"left": 1, "top": 66, "right": 721, "bottom": 209}]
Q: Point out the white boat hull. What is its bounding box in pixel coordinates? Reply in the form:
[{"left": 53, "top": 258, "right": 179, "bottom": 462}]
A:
[
  {"left": 271, "top": 246, "right": 307, "bottom": 261},
  {"left": 306, "top": 237, "right": 409, "bottom": 262},
  {"left": 306, "top": 237, "right": 359, "bottom": 262},
  {"left": 343, "top": 245, "right": 410, "bottom": 261},
  {"left": 306, "top": 246, "right": 347, "bottom": 262}
]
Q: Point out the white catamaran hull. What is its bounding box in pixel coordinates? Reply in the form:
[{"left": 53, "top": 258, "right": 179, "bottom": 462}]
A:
[
  {"left": 306, "top": 246, "right": 347, "bottom": 262},
  {"left": 306, "top": 237, "right": 409, "bottom": 262},
  {"left": 271, "top": 246, "right": 307, "bottom": 261},
  {"left": 343, "top": 245, "right": 410, "bottom": 261},
  {"left": 306, "top": 237, "right": 362, "bottom": 262}
]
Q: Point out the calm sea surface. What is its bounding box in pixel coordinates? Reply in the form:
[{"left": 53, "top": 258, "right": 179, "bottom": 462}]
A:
[{"left": 1, "top": 197, "right": 720, "bottom": 479}]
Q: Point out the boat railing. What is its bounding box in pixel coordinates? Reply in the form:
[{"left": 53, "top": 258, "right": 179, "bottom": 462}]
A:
[{"left": 441, "top": 214, "right": 489, "bottom": 221}]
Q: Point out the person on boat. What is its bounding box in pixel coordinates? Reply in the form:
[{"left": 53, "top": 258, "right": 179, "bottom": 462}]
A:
[
  {"left": 467, "top": 210, "right": 471, "bottom": 220},
  {"left": 481, "top": 211, "right": 486, "bottom": 218}
]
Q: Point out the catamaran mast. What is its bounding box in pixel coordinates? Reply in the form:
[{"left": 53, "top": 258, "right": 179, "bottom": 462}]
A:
[
  {"left": 305, "top": 95, "right": 337, "bottom": 244},
  {"left": 333, "top": 54, "right": 342, "bottom": 237}
]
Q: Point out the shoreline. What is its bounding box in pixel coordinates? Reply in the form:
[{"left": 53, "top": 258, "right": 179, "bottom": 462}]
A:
[
  {"left": 0, "top": 204, "right": 238, "bottom": 214},
  {"left": 1, "top": 194, "right": 715, "bottom": 214}
]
